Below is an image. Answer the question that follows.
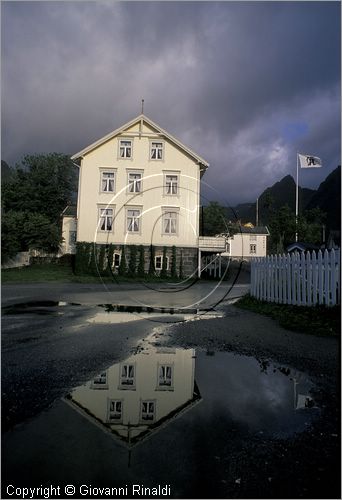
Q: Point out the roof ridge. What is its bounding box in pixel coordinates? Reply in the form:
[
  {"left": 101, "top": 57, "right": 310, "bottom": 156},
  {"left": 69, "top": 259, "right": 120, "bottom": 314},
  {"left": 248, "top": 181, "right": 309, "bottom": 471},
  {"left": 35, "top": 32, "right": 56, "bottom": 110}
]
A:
[{"left": 71, "top": 114, "right": 209, "bottom": 168}]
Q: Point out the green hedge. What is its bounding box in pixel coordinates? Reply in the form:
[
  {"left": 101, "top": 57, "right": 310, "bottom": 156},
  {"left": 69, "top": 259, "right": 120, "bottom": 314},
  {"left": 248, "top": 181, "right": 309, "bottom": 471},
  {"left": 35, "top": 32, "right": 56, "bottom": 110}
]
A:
[{"left": 75, "top": 242, "right": 183, "bottom": 278}]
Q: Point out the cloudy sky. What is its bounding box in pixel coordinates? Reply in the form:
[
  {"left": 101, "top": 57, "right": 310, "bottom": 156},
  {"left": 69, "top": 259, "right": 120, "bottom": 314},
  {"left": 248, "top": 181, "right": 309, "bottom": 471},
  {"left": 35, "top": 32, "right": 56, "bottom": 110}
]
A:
[{"left": 2, "top": 1, "right": 341, "bottom": 206}]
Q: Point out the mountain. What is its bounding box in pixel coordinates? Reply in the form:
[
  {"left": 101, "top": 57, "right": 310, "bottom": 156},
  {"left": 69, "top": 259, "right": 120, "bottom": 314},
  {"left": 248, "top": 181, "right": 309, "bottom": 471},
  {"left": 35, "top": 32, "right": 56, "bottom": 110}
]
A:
[
  {"left": 233, "top": 175, "right": 316, "bottom": 225},
  {"left": 305, "top": 165, "right": 341, "bottom": 231}
]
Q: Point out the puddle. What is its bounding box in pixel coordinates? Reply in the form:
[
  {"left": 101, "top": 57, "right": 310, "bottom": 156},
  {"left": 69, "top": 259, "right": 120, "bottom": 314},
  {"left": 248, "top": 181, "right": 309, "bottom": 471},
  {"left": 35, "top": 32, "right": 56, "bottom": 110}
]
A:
[
  {"left": 2, "top": 301, "right": 224, "bottom": 325},
  {"left": 2, "top": 345, "right": 322, "bottom": 498},
  {"left": 64, "top": 346, "right": 319, "bottom": 445},
  {"left": 2, "top": 301, "right": 81, "bottom": 314}
]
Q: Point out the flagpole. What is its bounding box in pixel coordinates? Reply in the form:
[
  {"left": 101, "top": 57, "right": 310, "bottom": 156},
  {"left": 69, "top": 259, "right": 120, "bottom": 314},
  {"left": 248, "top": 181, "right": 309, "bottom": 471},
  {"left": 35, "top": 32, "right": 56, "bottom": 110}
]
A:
[{"left": 295, "top": 153, "right": 299, "bottom": 242}]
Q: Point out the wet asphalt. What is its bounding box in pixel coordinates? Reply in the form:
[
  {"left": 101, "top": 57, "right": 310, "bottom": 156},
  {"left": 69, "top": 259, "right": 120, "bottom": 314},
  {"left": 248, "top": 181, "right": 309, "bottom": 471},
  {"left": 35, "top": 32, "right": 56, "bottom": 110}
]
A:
[{"left": 1, "top": 278, "right": 340, "bottom": 499}]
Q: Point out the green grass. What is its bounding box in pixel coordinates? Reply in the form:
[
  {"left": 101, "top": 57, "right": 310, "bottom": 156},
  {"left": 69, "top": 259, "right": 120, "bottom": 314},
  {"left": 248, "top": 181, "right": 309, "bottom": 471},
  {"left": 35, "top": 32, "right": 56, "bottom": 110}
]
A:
[
  {"left": 1, "top": 263, "right": 187, "bottom": 284},
  {"left": 235, "top": 294, "right": 340, "bottom": 336},
  {"left": 2, "top": 263, "right": 75, "bottom": 283}
]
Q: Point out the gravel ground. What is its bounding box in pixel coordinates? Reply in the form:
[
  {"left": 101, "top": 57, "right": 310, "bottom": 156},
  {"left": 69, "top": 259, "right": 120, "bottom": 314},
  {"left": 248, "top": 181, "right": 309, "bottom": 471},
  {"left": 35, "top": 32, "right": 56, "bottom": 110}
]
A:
[{"left": 148, "top": 304, "right": 341, "bottom": 499}]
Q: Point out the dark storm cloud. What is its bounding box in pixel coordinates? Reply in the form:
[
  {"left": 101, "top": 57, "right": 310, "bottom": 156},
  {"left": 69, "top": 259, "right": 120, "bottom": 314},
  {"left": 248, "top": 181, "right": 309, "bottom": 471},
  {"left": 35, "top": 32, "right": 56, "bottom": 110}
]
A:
[{"left": 1, "top": 1, "right": 340, "bottom": 205}]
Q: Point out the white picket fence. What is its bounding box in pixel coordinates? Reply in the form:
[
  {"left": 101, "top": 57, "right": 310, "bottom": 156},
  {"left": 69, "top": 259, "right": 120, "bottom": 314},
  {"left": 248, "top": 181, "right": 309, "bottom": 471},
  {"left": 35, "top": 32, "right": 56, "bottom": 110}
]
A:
[{"left": 251, "top": 249, "right": 340, "bottom": 307}]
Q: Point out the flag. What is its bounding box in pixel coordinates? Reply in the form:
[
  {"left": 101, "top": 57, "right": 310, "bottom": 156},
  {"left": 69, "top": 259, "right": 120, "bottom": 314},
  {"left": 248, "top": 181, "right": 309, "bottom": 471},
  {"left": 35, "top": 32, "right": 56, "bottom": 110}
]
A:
[{"left": 298, "top": 154, "right": 322, "bottom": 168}]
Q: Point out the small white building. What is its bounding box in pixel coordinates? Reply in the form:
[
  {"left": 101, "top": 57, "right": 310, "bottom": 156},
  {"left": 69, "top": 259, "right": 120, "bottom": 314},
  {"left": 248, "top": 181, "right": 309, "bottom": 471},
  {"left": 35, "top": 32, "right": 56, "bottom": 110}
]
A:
[
  {"left": 227, "top": 226, "right": 269, "bottom": 260},
  {"left": 61, "top": 205, "right": 77, "bottom": 254},
  {"left": 199, "top": 226, "right": 269, "bottom": 278}
]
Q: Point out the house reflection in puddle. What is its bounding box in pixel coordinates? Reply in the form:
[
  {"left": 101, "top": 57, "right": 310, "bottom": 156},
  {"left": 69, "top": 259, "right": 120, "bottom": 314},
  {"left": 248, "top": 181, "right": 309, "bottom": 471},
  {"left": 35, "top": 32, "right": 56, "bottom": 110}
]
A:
[{"left": 65, "top": 348, "right": 201, "bottom": 448}]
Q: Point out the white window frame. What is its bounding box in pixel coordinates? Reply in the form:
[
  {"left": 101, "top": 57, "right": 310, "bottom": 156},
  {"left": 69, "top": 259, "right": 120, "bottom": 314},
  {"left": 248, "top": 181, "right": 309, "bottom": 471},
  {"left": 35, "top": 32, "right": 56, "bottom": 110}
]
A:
[
  {"left": 107, "top": 399, "right": 123, "bottom": 423},
  {"left": 118, "top": 138, "right": 133, "bottom": 159},
  {"left": 98, "top": 206, "right": 114, "bottom": 232},
  {"left": 91, "top": 371, "right": 108, "bottom": 390},
  {"left": 250, "top": 244, "right": 257, "bottom": 254},
  {"left": 150, "top": 140, "right": 164, "bottom": 161},
  {"left": 69, "top": 231, "right": 77, "bottom": 245},
  {"left": 113, "top": 252, "right": 121, "bottom": 268},
  {"left": 140, "top": 400, "right": 156, "bottom": 422},
  {"left": 155, "top": 255, "right": 169, "bottom": 271},
  {"left": 162, "top": 209, "right": 178, "bottom": 235},
  {"left": 164, "top": 173, "right": 179, "bottom": 196},
  {"left": 126, "top": 207, "right": 141, "bottom": 234},
  {"left": 119, "top": 363, "right": 136, "bottom": 390},
  {"left": 100, "top": 169, "right": 116, "bottom": 193},
  {"left": 156, "top": 363, "right": 174, "bottom": 390},
  {"left": 127, "top": 170, "right": 143, "bottom": 194}
]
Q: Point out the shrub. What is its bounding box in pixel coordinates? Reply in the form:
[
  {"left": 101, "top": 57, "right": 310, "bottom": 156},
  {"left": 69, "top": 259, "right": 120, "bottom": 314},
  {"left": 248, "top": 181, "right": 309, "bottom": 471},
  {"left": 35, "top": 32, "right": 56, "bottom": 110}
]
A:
[{"left": 138, "top": 245, "right": 145, "bottom": 277}]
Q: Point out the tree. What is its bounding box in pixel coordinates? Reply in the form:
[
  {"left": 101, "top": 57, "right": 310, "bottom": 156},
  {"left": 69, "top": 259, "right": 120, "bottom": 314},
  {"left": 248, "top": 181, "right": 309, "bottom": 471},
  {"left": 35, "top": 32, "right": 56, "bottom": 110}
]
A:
[
  {"left": 137, "top": 246, "right": 145, "bottom": 277},
  {"left": 2, "top": 153, "right": 78, "bottom": 262},
  {"left": 2, "top": 153, "right": 78, "bottom": 221},
  {"left": 268, "top": 205, "right": 326, "bottom": 253},
  {"left": 106, "top": 244, "right": 114, "bottom": 275},
  {"left": 299, "top": 208, "right": 326, "bottom": 246},
  {"left": 118, "top": 245, "right": 127, "bottom": 276},
  {"left": 201, "top": 202, "right": 229, "bottom": 236},
  {"left": 98, "top": 245, "right": 106, "bottom": 273},
  {"left": 148, "top": 245, "right": 155, "bottom": 275},
  {"left": 179, "top": 250, "right": 184, "bottom": 280},
  {"left": 128, "top": 245, "right": 137, "bottom": 277},
  {"left": 171, "top": 246, "right": 177, "bottom": 279},
  {"left": 1, "top": 211, "right": 61, "bottom": 262},
  {"left": 160, "top": 246, "right": 168, "bottom": 279},
  {"left": 268, "top": 205, "right": 295, "bottom": 253}
]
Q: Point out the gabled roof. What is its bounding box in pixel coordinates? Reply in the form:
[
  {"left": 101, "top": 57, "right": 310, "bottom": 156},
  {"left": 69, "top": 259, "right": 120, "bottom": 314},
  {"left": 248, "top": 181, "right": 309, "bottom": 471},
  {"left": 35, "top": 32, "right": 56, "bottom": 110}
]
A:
[
  {"left": 238, "top": 226, "right": 270, "bottom": 235},
  {"left": 61, "top": 205, "right": 77, "bottom": 217},
  {"left": 286, "top": 242, "right": 320, "bottom": 252},
  {"left": 71, "top": 114, "right": 209, "bottom": 170}
]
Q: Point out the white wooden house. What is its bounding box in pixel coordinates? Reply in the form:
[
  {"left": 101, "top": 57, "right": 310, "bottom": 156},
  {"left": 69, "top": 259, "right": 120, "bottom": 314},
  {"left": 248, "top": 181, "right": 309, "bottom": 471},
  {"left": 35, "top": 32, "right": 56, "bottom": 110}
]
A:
[
  {"left": 227, "top": 226, "right": 269, "bottom": 259},
  {"left": 67, "top": 114, "right": 209, "bottom": 276}
]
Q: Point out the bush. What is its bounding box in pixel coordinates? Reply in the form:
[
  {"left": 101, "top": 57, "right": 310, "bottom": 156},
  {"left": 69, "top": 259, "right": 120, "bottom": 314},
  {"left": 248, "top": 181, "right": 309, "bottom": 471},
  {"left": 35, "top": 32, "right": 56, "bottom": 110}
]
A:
[
  {"left": 138, "top": 245, "right": 145, "bottom": 277},
  {"left": 118, "top": 245, "right": 127, "bottom": 276}
]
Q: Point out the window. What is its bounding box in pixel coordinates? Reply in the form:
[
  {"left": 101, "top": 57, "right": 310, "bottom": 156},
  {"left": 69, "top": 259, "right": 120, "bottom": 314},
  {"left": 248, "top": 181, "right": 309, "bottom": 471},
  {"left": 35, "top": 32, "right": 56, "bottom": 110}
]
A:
[
  {"left": 107, "top": 400, "right": 122, "bottom": 423},
  {"left": 91, "top": 371, "right": 108, "bottom": 390},
  {"left": 150, "top": 141, "right": 163, "bottom": 160},
  {"left": 250, "top": 244, "right": 257, "bottom": 254},
  {"left": 128, "top": 172, "right": 142, "bottom": 193},
  {"left": 120, "top": 364, "right": 135, "bottom": 388},
  {"left": 157, "top": 364, "right": 173, "bottom": 389},
  {"left": 165, "top": 175, "right": 178, "bottom": 195},
  {"left": 113, "top": 253, "right": 121, "bottom": 268},
  {"left": 127, "top": 209, "right": 141, "bottom": 233},
  {"left": 69, "top": 231, "right": 76, "bottom": 245},
  {"left": 140, "top": 400, "right": 155, "bottom": 422},
  {"left": 155, "top": 255, "right": 169, "bottom": 271},
  {"left": 99, "top": 208, "right": 113, "bottom": 231},
  {"left": 163, "top": 211, "right": 177, "bottom": 234},
  {"left": 119, "top": 139, "right": 132, "bottom": 159},
  {"left": 101, "top": 171, "right": 115, "bottom": 192}
]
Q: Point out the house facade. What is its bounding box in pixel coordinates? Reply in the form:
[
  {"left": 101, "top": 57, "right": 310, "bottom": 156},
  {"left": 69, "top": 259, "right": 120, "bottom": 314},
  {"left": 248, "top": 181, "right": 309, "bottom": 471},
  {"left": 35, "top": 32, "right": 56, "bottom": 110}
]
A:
[
  {"left": 227, "top": 226, "right": 269, "bottom": 259},
  {"left": 198, "top": 227, "right": 269, "bottom": 278},
  {"left": 69, "top": 114, "right": 209, "bottom": 276}
]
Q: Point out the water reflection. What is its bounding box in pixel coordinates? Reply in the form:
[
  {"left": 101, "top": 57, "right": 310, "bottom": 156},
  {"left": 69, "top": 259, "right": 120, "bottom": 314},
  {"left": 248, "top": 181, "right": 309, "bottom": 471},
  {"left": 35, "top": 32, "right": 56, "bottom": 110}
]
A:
[
  {"left": 65, "top": 347, "right": 201, "bottom": 447},
  {"left": 65, "top": 347, "right": 318, "bottom": 447}
]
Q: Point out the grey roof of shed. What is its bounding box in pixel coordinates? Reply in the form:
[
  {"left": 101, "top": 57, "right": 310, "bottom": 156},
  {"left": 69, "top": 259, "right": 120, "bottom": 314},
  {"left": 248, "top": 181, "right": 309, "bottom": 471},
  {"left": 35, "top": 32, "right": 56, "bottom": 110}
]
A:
[
  {"left": 238, "top": 226, "right": 270, "bottom": 235},
  {"left": 61, "top": 205, "right": 77, "bottom": 217}
]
